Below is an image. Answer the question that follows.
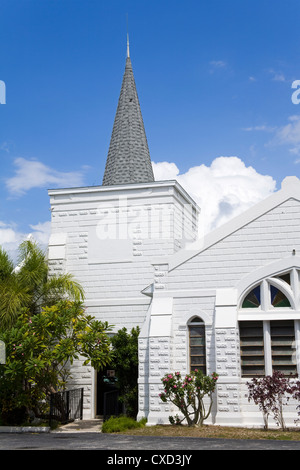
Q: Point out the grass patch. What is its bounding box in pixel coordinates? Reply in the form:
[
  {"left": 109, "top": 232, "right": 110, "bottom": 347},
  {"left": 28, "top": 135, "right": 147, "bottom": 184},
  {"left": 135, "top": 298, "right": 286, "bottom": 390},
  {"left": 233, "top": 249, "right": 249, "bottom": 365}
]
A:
[
  {"left": 98, "top": 414, "right": 300, "bottom": 441},
  {"left": 117, "top": 424, "right": 300, "bottom": 441},
  {"left": 102, "top": 416, "right": 147, "bottom": 433}
]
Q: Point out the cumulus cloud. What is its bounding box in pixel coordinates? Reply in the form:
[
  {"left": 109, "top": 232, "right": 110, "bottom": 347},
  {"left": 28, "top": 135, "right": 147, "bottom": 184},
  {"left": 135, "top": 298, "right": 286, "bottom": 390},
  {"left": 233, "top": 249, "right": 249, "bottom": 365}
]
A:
[
  {"left": 152, "top": 156, "right": 276, "bottom": 234},
  {"left": 6, "top": 157, "right": 86, "bottom": 196},
  {"left": 0, "top": 222, "right": 19, "bottom": 245},
  {"left": 1, "top": 156, "right": 277, "bottom": 258},
  {"left": 0, "top": 222, "right": 26, "bottom": 261},
  {"left": 28, "top": 221, "right": 52, "bottom": 245},
  {"left": 0, "top": 220, "right": 51, "bottom": 261}
]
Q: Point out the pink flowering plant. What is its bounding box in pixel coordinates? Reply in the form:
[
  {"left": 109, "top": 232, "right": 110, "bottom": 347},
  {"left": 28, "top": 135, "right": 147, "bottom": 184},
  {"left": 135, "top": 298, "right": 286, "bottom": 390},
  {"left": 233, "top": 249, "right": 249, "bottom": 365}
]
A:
[{"left": 159, "top": 370, "right": 218, "bottom": 426}]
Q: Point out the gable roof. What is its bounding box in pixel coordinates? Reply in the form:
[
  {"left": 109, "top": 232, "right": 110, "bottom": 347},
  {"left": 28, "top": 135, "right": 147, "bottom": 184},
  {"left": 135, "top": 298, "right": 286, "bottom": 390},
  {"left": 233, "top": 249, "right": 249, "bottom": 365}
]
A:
[
  {"left": 102, "top": 47, "right": 154, "bottom": 186},
  {"left": 167, "top": 176, "right": 300, "bottom": 271}
]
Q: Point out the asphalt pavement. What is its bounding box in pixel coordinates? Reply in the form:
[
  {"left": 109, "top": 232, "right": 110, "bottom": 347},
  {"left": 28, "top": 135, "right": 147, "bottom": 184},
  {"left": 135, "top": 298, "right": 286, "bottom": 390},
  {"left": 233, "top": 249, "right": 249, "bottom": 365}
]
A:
[
  {"left": 1, "top": 430, "right": 300, "bottom": 451},
  {"left": 0, "top": 419, "right": 300, "bottom": 454}
]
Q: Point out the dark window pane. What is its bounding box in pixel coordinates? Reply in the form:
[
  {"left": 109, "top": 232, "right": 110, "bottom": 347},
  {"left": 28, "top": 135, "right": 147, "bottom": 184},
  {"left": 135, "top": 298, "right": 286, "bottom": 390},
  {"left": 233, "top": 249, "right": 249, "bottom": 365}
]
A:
[
  {"left": 275, "top": 273, "right": 291, "bottom": 285},
  {"left": 189, "top": 321, "right": 206, "bottom": 374},
  {"left": 239, "top": 321, "right": 265, "bottom": 377},
  {"left": 271, "top": 320, "right": 297, "bottom": 376},
  {"left": 189, "top": 326, "right": 205, "bottom": 336},
  {"left": 190, "top": 317, "right": 204, "bottom": 323},
  {"left": 242, "top": 286, "right": 261, "bottom": 308},
  {"left": 190, "top": 346, "right": 205, "bottom": 356},
  {"left": 270, "top": 285, "right": 291, "bottom": 308},
  {"left": 190, "top": 337, "right": 205, "bottom": 346}
]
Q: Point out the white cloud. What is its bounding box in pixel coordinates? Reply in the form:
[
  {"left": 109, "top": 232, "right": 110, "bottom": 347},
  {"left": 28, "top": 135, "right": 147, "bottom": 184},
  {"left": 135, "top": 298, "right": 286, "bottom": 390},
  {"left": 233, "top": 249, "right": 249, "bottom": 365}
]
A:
[
  {"left": 0, "top": 141, "right": 10, "bottom": 153},
  {"left": 209, "top": 60, "right": 227, "bottom": 73},
  {"left": 6, "top": 157, "right": 86, "bottom": 196},
  {"left": 243, "top": 125, "right": 276, "bottom": 132},
  {"left": 1, "top": 156, "right": 278, "bottom": 258},
  {"left": 268, "top": 69, "right": 287, "bottom": 82},
  {"left": 0, "top": 222, "right": 26, "bottom": 261},
  {"left": 276, "top": 115, "right": 300, "bottom": 148},
  {"left": 210, "top": 60, "right": 227, "bottom": 68},
  {"left": 151, "top": 161, "right": 179, "bottom": 181},
  {"left": 29, "top": 221, "right": 52, "bottom": 245},
  {"left": 271, "top": 115, "right": 300, "bottom": 157},
  {"left": 152, "top": 156, "right": 276, "bottom": 233},
  {"left": 244, "top": 115, "right": 300, "bottom": 160},
  {"left": 0, "top": 220, "right": 51, "bottom": 261},
  {"left": 0, "top": 224, "right": 18, "bottom": 245}
]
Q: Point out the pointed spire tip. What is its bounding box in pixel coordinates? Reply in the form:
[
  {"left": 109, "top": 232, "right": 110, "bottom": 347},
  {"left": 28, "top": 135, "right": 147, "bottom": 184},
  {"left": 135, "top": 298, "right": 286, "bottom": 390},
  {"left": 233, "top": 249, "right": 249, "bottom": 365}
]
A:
[{"left": 127, "top": 33, "right": 130, "bottom": 58}]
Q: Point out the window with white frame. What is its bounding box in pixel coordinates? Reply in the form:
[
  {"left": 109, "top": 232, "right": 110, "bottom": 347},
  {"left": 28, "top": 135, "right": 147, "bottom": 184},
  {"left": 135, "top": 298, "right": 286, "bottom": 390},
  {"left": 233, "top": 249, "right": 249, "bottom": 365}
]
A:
[
  {"left": 239, "top": 269, "right": 300, "bottom": 378},
  {"left": 188, "top": 317, "right": 206, "bottom": 374}
]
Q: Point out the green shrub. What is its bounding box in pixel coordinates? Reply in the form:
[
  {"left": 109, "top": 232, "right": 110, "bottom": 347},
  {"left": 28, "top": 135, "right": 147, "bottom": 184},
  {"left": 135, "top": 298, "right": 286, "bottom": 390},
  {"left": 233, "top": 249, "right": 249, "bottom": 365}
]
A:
[
  {"left": 0, "top": 300, "right": 113, "bottom": 423},
  {"left": 110, "top": 327, "right": 140, "bottom": 418},
  {"left": 102, "top": 415, "right": 147, "bottom": 433}
]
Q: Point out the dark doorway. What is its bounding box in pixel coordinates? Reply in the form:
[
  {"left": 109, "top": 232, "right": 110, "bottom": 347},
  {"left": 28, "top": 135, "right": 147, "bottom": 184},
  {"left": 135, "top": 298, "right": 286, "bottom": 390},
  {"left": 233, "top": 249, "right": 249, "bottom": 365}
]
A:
[{"left": 96, "top": 367, "right": 122, "bottom": 417}]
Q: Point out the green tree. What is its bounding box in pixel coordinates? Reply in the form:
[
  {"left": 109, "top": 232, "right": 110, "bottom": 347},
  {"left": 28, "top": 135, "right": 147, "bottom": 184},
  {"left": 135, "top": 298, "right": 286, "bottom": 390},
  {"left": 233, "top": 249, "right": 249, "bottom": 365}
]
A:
[
  {"left": 0, "top": 300, "right": 113, "bottom": 425},
  {"left": 0, "top": 240, "right": 84, "bottom": 329},
  {"left": 110, "top": 326, "right": 140, "bottom": 418},
  {"left": 159, "top": 370, "right": 218, "bottom": 426}
]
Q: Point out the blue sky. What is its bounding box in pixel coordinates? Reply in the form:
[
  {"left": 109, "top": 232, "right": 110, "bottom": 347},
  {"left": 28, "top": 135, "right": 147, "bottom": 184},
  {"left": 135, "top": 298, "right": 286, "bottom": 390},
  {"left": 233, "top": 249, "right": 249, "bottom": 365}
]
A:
[{"left": 1, "top": 0, "right": 300, "bottom": 257}]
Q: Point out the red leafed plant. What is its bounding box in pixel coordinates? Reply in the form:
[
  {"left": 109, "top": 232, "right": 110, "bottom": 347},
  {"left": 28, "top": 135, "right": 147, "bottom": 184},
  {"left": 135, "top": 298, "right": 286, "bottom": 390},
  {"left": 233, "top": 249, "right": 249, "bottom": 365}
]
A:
[{"left": 247, "top": 370, "right": 294, "bottom": 430}]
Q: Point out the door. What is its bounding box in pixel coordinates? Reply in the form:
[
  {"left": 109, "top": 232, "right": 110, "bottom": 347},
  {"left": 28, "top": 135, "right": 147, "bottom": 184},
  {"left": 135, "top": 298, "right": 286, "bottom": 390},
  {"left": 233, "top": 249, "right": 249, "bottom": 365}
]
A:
[{"left": 96, "top": 367, "right": 119, "bottom": 416}]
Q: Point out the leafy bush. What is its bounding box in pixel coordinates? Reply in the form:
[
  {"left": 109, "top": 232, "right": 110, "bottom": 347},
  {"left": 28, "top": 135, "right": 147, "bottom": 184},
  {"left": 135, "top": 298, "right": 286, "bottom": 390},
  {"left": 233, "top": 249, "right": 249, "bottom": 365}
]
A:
[
  {"left": 0, "top": 301, "right": 113, "bottom": 424},
  {"left": 101, "top": 415, "right": 147, "bottom": 433},
  {"left": 110, "top": 327, "right": 140, "bottom": 418},
  {"left": 247, "top": 370, "right": 294, "bottom": 430}
]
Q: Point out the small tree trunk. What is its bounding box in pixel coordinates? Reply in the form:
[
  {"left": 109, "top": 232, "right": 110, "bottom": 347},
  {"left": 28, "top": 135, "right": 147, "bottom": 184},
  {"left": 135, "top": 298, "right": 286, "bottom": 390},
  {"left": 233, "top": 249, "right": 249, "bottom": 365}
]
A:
[{"left": 263, "top": 412, "right": 269, "bottom": 430}]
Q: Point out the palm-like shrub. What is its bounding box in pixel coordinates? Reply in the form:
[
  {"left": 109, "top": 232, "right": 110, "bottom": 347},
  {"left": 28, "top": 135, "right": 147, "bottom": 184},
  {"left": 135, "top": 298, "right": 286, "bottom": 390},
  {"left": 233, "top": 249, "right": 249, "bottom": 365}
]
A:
[{"left": 0, "top": 240, "right": 84, "bottom": 330}]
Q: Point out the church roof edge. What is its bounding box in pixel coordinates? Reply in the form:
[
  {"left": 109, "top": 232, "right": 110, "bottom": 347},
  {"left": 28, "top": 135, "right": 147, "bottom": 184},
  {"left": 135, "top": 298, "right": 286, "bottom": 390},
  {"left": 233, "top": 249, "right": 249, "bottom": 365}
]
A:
[{"left": 165, "top": 176, "right": 300, "bottom": 272}]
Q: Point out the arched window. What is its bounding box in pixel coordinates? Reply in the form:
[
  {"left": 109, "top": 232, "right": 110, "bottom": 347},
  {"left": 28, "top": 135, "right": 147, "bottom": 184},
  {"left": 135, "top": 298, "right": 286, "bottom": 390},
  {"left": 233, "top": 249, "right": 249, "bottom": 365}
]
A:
[
  {"left": 239, "top": 269, "right": 299, "bottom": 377},
  {"left": 241, "top": 277, "right": 293, "bottom": 311},
  {"left": 242, "top": 285, "right": 261, "bottom": 308},
  {"left": 270, "top": 285, "right": 291, "bottom": 308},
  {"left": 188, "top": 317, "right": 206, "bottom": 374}
]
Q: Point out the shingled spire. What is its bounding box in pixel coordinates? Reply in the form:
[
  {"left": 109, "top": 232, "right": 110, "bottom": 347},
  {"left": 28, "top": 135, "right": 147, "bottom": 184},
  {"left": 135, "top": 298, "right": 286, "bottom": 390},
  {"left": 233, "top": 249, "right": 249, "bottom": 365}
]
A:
[{"left": 102, "top": 37, "right": 154, "bottom": 186}]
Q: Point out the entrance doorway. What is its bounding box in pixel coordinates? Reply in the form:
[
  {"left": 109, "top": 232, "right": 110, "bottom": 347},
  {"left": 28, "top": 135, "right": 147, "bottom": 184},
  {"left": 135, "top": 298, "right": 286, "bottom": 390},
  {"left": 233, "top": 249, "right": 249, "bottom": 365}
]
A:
[{"left": 96, "top": 367, "right": 122, "bottom": 417}]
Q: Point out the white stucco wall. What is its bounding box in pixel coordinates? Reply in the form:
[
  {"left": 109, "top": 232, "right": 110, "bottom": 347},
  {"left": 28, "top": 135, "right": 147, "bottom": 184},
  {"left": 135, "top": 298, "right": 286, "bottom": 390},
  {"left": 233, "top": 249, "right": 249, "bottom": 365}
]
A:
[
  {"left": 139, "top": 178, "right": 300, "bottom": 427},
  {"left": 48, "top": 176, "right": 300, "bottom": 426},
  {"left": 48, "top": 180, "right": 199, "bottom": 418}
]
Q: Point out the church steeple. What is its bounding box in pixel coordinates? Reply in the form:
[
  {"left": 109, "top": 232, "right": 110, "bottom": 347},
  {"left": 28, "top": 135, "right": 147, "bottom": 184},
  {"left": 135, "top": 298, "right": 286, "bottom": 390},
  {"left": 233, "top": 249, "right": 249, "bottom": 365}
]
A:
[{"left": 102, "top": 39, "right": 154, "bottom": 186}]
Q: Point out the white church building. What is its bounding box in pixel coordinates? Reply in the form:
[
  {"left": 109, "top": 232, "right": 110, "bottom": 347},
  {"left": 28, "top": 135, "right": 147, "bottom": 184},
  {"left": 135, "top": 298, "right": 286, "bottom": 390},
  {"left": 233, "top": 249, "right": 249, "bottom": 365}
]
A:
[{"left": 48, "top": 43, "right": 300, "bottom": 427}]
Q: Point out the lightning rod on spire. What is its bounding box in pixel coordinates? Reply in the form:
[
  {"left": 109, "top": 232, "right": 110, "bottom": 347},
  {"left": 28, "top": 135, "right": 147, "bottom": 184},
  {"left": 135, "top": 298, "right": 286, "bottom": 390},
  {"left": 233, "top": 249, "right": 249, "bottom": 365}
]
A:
[
  {"left": 126, "top": 14, "right": 130, "bottom": 58},
  {"left": 127, "top": 33, "right": 130, "bottom": 58}
]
